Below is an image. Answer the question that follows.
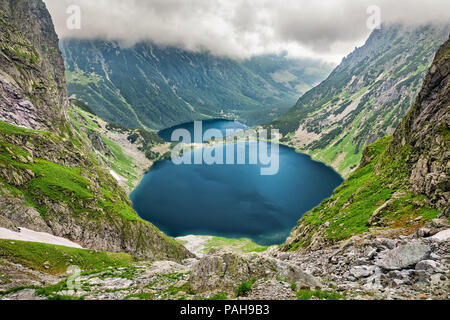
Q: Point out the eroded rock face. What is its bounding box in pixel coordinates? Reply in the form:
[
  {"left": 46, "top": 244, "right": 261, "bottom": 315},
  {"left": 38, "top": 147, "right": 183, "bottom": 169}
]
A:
[
  {"left": 0, "top": 0, "right": 67, "bottom": 131},
  {"left": 390, "top": 36, "right": 450, "bottom": 216}
]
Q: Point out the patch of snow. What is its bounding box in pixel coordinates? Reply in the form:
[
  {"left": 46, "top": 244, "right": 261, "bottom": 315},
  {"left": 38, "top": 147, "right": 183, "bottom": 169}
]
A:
[
  {"left": 0, "top": 227, "right": 83, "bottom": 249},
  {"left": 109, "top": 169, "right": 122, "bottom": 182}
]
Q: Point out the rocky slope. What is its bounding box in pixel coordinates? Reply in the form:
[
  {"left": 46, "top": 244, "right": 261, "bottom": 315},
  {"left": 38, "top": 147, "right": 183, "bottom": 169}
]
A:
[
  {"left": 2, "top": 225, "right": 449, "bottom": 300},
  {"left": 389, "top": 38, "right": 450, "bottom": 216},
  {"left": 269, "top": 24, "right": 449, "bottom": 176},
  {"left": 0, "top": 0, "right": 191, "bottom": 262},
  {"left": 60, "top": 39, "right": 332, "bottom": 129},
  {"left": 284, "top": 36, "right": 450, "bottom": 253}
]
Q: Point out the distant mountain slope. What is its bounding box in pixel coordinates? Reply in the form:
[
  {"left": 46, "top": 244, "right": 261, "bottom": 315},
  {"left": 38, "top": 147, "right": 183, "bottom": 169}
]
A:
[
  {"left": 269, "top": 24, "right": 449, "bottom": 176},
  {"left": 284, "top": 35, "right": 449, "bottom": 251},
  {"left": 60, "top": 39, "right": 332, "bottom": 130},
  {"left": 0, "top": 0, "right": 191, "bottom": 261}
]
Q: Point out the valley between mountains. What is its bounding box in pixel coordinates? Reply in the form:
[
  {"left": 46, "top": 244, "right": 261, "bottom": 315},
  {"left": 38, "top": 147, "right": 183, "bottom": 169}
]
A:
[{"left": 0, "top": 0, "right": 449, "bottom": 301}]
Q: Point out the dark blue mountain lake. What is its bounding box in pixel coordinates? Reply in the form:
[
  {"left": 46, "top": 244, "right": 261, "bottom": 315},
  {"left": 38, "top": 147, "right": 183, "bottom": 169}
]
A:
[{"left": 131, "top": 121, "right": 343, "bottom": 246}]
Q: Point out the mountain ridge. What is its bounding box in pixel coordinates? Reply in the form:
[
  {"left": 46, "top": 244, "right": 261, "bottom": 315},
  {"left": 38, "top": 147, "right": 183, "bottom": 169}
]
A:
[
  {"left": 60, "top": 39, "right": 333, "bottom": 130},
  {"left": 0, "top": 0, "right": 66, "bottom": 131},
  {"left": 269, "top": 24, "right": 450, "bottom": 176}
]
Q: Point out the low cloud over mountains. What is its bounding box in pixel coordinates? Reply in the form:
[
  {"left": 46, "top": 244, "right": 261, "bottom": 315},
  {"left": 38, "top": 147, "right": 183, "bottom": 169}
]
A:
[{"left": 45, "top": 0, "right": 450, "bottom": 63}]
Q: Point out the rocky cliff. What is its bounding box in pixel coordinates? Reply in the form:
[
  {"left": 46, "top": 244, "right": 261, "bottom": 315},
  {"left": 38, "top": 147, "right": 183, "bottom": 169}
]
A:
[
  {"left": 0, "top": 0, "right": 192, "bottom": 262},
  {"left": 284, "top": 36, "right": 450, "bottom": 252},
  {"left": 389, "top": 37, "right": 450, "bottom": 216},
  {"left": 0, "top": 0, "right": 67, "bottom": 130},
  {"left": 269, "top": 24, "right": 449, "bottom": 176}
]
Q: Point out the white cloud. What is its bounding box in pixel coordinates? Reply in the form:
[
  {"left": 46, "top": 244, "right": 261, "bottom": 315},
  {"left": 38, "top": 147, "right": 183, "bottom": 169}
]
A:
[{"left": 44, "top": 0, "right": 450, "bottom": 63}]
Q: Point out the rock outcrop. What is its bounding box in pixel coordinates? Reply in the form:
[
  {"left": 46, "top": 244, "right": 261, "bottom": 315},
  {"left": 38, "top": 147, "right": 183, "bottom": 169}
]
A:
[
  {"left": 389, "top": 36, "right": 450, "bottom": 216},
  {"left": 189, "top": 249, "right": 321, "bottom": 295},
  {"left": 0, "top": 0, "right": 67, "bottom": 131}
]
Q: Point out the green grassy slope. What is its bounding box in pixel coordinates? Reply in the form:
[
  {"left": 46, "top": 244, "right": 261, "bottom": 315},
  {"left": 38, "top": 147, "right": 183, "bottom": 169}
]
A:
[
  {"left": 283, "top": 136, "right": 441, "bottom": 251},
  {"left": 0, "top": 120, "right": 135, "bottom": 221},
  {"left": 0, "top": 239, "right": 136, "bottom": 275}
]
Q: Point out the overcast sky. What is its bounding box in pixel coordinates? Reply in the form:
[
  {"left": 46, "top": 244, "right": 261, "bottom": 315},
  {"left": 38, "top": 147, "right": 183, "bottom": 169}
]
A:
[{"left": 44, "top": 0, "right": 450, "bottom": 64}]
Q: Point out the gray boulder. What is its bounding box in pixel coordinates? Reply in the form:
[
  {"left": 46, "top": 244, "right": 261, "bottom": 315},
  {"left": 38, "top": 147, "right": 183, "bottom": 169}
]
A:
[
  {"left": 431, "top": 229, "right": 450, "bottom": 242},
  {"left": 415, "top": 260, "right": 437, "bottom": 272},
  {"left": 350, "top": 266, "right": 376, "bottom": 279},
  {"left": 375, "top": 241, "right": 430, "bottom": 270}
]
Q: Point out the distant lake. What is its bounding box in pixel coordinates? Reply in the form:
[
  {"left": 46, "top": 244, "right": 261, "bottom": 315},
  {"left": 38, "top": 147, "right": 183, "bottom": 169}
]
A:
[
  {"left": 131, "top": 120, "right": 343, "bottom": 246},
  {"left": 158, "top": 119, "right": 248, "bottom": 142}
]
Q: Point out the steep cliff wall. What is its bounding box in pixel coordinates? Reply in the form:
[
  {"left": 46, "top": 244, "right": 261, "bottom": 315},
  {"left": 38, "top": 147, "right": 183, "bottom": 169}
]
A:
[
  {"left": 389, "top": 37, "right": 450, "bottom": 215},
  {"left": 0, "top": 0, "right": 67, "bottom": 130}
]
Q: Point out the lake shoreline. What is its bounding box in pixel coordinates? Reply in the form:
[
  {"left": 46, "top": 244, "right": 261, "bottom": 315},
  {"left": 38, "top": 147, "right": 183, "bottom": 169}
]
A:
[
  {"left": 131, "top": 131, "right": 343, "bottom": 246},
  {"left": 126, "top": 121, "right": 343, "bottom": 250}
]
